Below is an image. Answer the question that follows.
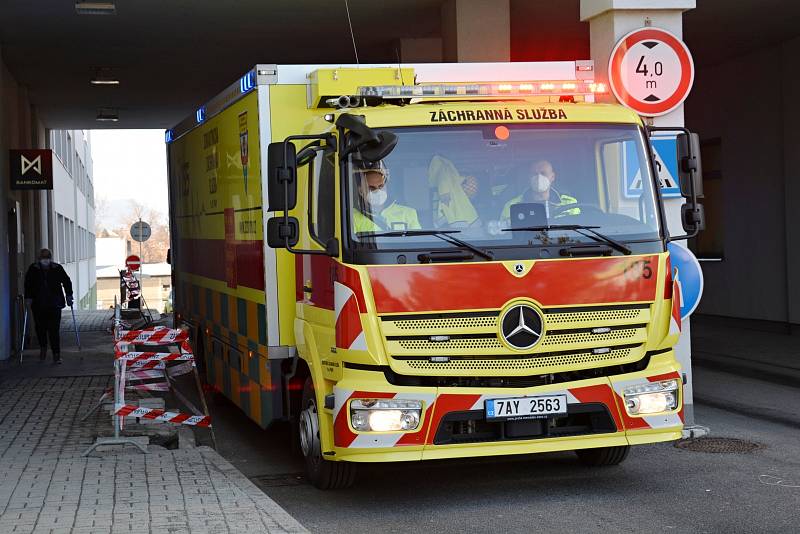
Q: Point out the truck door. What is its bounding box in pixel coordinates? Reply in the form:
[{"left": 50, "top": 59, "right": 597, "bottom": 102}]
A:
[{"left": 296, "top": 147, "right": 339, "bottom": 361}]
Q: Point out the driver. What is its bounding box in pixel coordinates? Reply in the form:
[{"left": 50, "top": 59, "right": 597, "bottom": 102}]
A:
[
  {"left": 500, "top": 159, "right": 580, "bottom": 222},
  {"left": 352, "top": 159, "right": 421, "bottom": 233}
]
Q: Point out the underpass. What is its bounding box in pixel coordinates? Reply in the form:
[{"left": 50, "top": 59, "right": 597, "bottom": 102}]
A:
[{"left": 1, "top": 1, "right": 800, "bottom": 533}]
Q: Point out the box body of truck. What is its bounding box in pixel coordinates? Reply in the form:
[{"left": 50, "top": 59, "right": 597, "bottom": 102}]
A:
[{"left": 167, "top": 62, "right": 697, "bottom": 488}]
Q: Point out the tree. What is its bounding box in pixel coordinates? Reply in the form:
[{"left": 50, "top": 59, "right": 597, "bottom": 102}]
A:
[{"left": 115, "top": 201, "right": 170, "bottom": 264}]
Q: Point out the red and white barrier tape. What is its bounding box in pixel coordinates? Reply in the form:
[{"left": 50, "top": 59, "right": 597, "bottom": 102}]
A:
[
  {"left": 117, "top": 326, "right": 189, "bottom": 344},
  {"left": 114, "top": 404, "right": 211, "bottom": 427}
]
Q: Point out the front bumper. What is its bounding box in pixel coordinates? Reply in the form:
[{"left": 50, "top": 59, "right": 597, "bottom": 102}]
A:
[{"left": 328, "top": 355, "right": 683, "bottom": 462}]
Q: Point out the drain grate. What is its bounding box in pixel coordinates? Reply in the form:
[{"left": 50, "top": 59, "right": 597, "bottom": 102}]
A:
[
  {"left": 675, "top": 437, "right": 764, "bottom": 454},
  {"left": 250, "top": 472, "right": 307, "bottom": 488}
]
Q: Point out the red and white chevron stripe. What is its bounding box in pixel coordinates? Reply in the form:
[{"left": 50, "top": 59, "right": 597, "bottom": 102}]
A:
[
  {"left": 334, "top": 281, "right": 367, "bottom": 351},
  {"left": 669, "top": 268, "right": 683, "bottom": 336},
  {"left": 114, "top": 404, "right": 211, "bottom": 427},
  {"left": 610, "top": 371, "right": 684, "bottom": 430}
]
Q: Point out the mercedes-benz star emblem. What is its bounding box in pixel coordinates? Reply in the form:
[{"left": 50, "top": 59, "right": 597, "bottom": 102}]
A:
[
  {"left": 500, "top": 303, "right": 544, "bottom": 350},
  {"left": 514, "top": 263, "right": 525, "bottom": 274}
]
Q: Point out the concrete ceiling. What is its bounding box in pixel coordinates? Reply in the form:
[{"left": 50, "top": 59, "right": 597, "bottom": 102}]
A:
[{"left": 1, "top": 0, "right": 798, "bottom": 130}]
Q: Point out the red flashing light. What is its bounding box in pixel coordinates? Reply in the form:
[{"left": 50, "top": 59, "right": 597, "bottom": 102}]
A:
[{"left": 494, "top": 125, "right": 510, "bottom": 140}]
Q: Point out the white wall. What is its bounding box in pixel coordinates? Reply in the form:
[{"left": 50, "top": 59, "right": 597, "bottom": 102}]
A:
[
  {"left": 685, "top": 37, "right": 800, "bottom": 327},
  {"left": 49, "top": 129, "right": 97, "bottom": 309}
]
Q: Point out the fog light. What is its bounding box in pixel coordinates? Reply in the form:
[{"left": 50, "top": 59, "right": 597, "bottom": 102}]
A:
[
  {"left": 623, "top": 379, "right": 679, "bottom": 415},
  {"left": 350, "top": 399, "right": 422, "bottom": 432}
]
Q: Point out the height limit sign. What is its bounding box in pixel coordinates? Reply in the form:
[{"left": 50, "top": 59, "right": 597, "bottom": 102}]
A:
[{"left": 609, "top": 27, "right": 694, "bottom": 117}]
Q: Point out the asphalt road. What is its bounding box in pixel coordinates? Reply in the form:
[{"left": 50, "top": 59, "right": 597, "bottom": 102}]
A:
[{"left": 209, "top": 366, "right": 800, "bottom": 533}]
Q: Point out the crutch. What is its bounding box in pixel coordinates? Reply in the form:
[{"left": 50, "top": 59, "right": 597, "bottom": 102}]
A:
[
  {"left": 19, "top": 302, "right": 28, "bottom": 365},
  {"left": 70, "top": 304, "right": 83, "bottom": 357}
]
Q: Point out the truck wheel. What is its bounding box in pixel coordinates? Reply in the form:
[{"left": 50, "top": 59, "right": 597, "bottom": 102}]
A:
[
  {"left": 575, "top": 445, "right": 630, "bottom": 466},
  {"left": 299, "top": 377, "right": 356, "bottom": 490}
]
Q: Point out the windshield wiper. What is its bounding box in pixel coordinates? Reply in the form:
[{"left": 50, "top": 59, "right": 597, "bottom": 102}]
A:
[
  {"left": 502, "top": 224, "right": 632, "bottom": 255},
  {"left": 362, "top": 229, "right": 494, "bottom": 260}
]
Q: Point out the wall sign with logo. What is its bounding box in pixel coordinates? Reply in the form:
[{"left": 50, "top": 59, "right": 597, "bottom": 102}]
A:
[{"left": 9, "top": 149, "right": 54, "bottom": 190}]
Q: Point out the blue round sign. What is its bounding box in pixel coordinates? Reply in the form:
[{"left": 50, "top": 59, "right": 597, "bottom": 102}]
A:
[{"left": 667, "top": 243, "right": 704, "bottom": 319}]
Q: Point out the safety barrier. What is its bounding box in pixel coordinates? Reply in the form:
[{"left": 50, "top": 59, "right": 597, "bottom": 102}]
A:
[{"left": 82, "top": 303, "right": 213, "bottom": 456}]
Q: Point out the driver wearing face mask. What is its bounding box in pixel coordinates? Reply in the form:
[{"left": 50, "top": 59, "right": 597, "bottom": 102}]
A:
[
  {"left": 352, "top": 160, "right": 421, "bottom": 233},
  {"left": 500, "top": 160, "right": 580, "bottom": 222}
]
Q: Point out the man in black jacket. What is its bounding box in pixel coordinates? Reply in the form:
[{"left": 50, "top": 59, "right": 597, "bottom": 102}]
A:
[{"left": 24, "top": 248, "right": 73, "bottom": 363}]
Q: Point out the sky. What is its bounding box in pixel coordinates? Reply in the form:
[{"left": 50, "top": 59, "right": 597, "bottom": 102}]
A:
[{"left": 91, "top": 129, "right": 169, "bottom": 219}]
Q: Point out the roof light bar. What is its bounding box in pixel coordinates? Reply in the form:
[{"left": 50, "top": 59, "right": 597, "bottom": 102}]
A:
[{"left": 359, "top": 82, "right": 607, "bottom": 99}]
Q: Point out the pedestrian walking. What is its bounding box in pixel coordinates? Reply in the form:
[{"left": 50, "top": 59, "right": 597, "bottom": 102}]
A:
[{"left": 24, "top": 248, "right": 74, "bottom": 364}]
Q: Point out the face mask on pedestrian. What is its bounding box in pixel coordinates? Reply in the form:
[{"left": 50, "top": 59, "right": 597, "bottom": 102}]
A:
[
  {"left": 367, "top": 188, "right": 388, "bottom": 208},
  {"left": 531, "top": 173, "right": 551, "bottom": 193},
  {"left": 39, "top": 258, "right": 51, "bottom": 268}
]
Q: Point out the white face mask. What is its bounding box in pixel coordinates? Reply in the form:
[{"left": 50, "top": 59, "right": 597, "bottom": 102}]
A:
[
  {"left": 39, "top": 259, "right": 51, "bottom": 268},
  {"left": 367, "top": 188, "right": 387, "bottom": 208},
  {"left": 532, "top": 173, "right": 551, "bottom": 193}
]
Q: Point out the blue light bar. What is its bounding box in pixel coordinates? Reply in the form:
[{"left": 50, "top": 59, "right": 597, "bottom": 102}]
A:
[
  {"left": 239, "top": 70, "right": 256, "bottom": 93},
  {"left": 165, "top": 129, "right": 174, "bottom": 143},
  {"left": 196, "top": 107, "right": 206, "bottom": 123}
]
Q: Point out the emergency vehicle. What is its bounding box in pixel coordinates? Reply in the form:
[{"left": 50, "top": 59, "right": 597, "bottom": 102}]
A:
[{"left": 166, "top": 62, "right": 704, "bottom": 489}]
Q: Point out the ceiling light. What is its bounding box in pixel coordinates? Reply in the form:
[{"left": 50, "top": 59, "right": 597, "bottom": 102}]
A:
[
  {"left": 96, "top": 108, "right": 119, "bottom": 122},
  {"left": 75, "top": 2, "right": 116, "bottom": 15},
  {"left": 90, "top": 68, "right": 120, "bottom": 85}
]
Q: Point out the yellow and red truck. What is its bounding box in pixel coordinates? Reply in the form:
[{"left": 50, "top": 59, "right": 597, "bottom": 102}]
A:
[{"left": 166, "top": 62, "right": 704, "bottom": 489}]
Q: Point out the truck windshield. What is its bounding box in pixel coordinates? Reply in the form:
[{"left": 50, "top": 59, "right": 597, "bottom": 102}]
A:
[{"left": 345, "top": 123, "right": 662, "bottom": 259}]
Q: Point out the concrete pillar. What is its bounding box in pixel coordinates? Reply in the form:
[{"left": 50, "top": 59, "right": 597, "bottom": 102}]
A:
[
  {"left": 580, "top": 0, "right": 702, "bottom": 430},
  {"left": 441, "top": 0, "right": 510, "bottom": 62},
  {"left": 782, "top": 37, "right": 800, "bottom": 333}
]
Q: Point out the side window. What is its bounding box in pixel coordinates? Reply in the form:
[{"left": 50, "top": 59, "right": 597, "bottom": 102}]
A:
[{"left": 309, "top": 150, "right": 336, "bottom": 244}]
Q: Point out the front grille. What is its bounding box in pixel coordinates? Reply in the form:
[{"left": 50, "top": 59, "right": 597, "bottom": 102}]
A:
[
  {"left": 396, "top": 337, "right": 504, "bottom": 351},
  {"left": 433, "top": 403, "right": 617, "bottom": 445},
  {"left": 402, "top": 346, "right": 634, "bottom": 372},
  {"left": 380, "top": 304, "right": 653, "bottom": 374},
  {"left": 540, "top": 327, "right": 642, "bottom": 347}
]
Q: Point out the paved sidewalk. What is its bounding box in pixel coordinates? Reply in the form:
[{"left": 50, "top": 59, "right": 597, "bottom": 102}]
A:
[{"left": 0, "top": 317, "right": 307, "bottom": 534}]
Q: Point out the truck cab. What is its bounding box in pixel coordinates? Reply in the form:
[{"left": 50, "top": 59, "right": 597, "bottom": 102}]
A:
[{"left": 265, "top": 69, "right": 703, "bottom": 489}]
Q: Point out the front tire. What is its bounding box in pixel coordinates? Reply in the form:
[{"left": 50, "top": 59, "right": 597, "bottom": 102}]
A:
[
  {"left": 575, "top": 445, "right": 630, "bottom": 466},
  {"left": 299, "top": 377, "right": 356, "bottom": 489}
]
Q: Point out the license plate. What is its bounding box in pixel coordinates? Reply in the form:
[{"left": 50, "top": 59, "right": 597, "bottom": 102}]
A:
[{"left": 485, "top": 395, "right": 568, "bottom": 421}]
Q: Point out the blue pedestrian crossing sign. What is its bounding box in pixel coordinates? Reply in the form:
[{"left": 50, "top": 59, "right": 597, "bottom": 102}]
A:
[
  {"left": 624, "top": 135, "right": 682, "bottom": 199},
  {"left": 667, "top": 243, "right": 704, "bottom": 319}
]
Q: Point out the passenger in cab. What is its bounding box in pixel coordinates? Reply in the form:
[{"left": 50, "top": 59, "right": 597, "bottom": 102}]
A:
[
  {"left": 500, "top": 159, "right": 580, "bottom": 222},
  {"left": 428, "top": 155, "right": 479, "bottom": 228},
  {"left": 352, "top": 159, "right": 421, "bottom": 233}
]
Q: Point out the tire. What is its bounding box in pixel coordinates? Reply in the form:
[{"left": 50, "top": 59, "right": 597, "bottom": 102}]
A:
[
  {"left": 575, "top": 445, "right": 630, "bottom": 466},
  {"left": 299, "top": 377, "right": 357, "bottom": 490}
]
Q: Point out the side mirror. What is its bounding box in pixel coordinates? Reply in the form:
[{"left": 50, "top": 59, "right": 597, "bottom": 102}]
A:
[
  {"left": 676, "top": 132, "right": 703, "bottom": 198},
  {"left": 267, "top": 142, "right": 297, "bottom": 211},
  {"left": 336, "top": 113, "right": 398, "bottom": 162},
  {"left": 681, "top": 202, "right": 705, "bottom": 234},
  {"left": 266, "top": 216, "right": 299, "bottom": 248}
]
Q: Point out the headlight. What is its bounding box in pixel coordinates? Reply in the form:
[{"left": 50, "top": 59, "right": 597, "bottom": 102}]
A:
[
  {"left": 623, "top": 379, "right": 679, "bottom": 415},
  {"left": 350, "top": 399, "right": 422, "bottom": 432}
]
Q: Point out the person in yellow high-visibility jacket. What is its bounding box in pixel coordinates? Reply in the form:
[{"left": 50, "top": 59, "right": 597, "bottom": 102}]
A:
[
  {"left": 351, "top": 160, "right": 421, "bottom": 233},
  {"left": 500, "top": 160, "right": 580, "bottom": 221}
]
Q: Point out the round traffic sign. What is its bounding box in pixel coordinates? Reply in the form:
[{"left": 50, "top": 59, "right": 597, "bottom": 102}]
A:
[
  {"left": 667, "top": 243, "right": 704, "bottom": 319},
  {"left": 125, "top": 254, "right": 141, "bottom": 272},
  {"left": 608, "top": 27, "right": 694, "bottom": 117},
  {"left": 130, "top": 221, "right": 152, "bottom": 242}
]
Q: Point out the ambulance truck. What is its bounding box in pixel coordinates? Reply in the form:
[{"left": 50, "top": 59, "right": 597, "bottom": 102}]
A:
[{"left": 166, "top": 62, "right": 704, "bottom": 489}]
